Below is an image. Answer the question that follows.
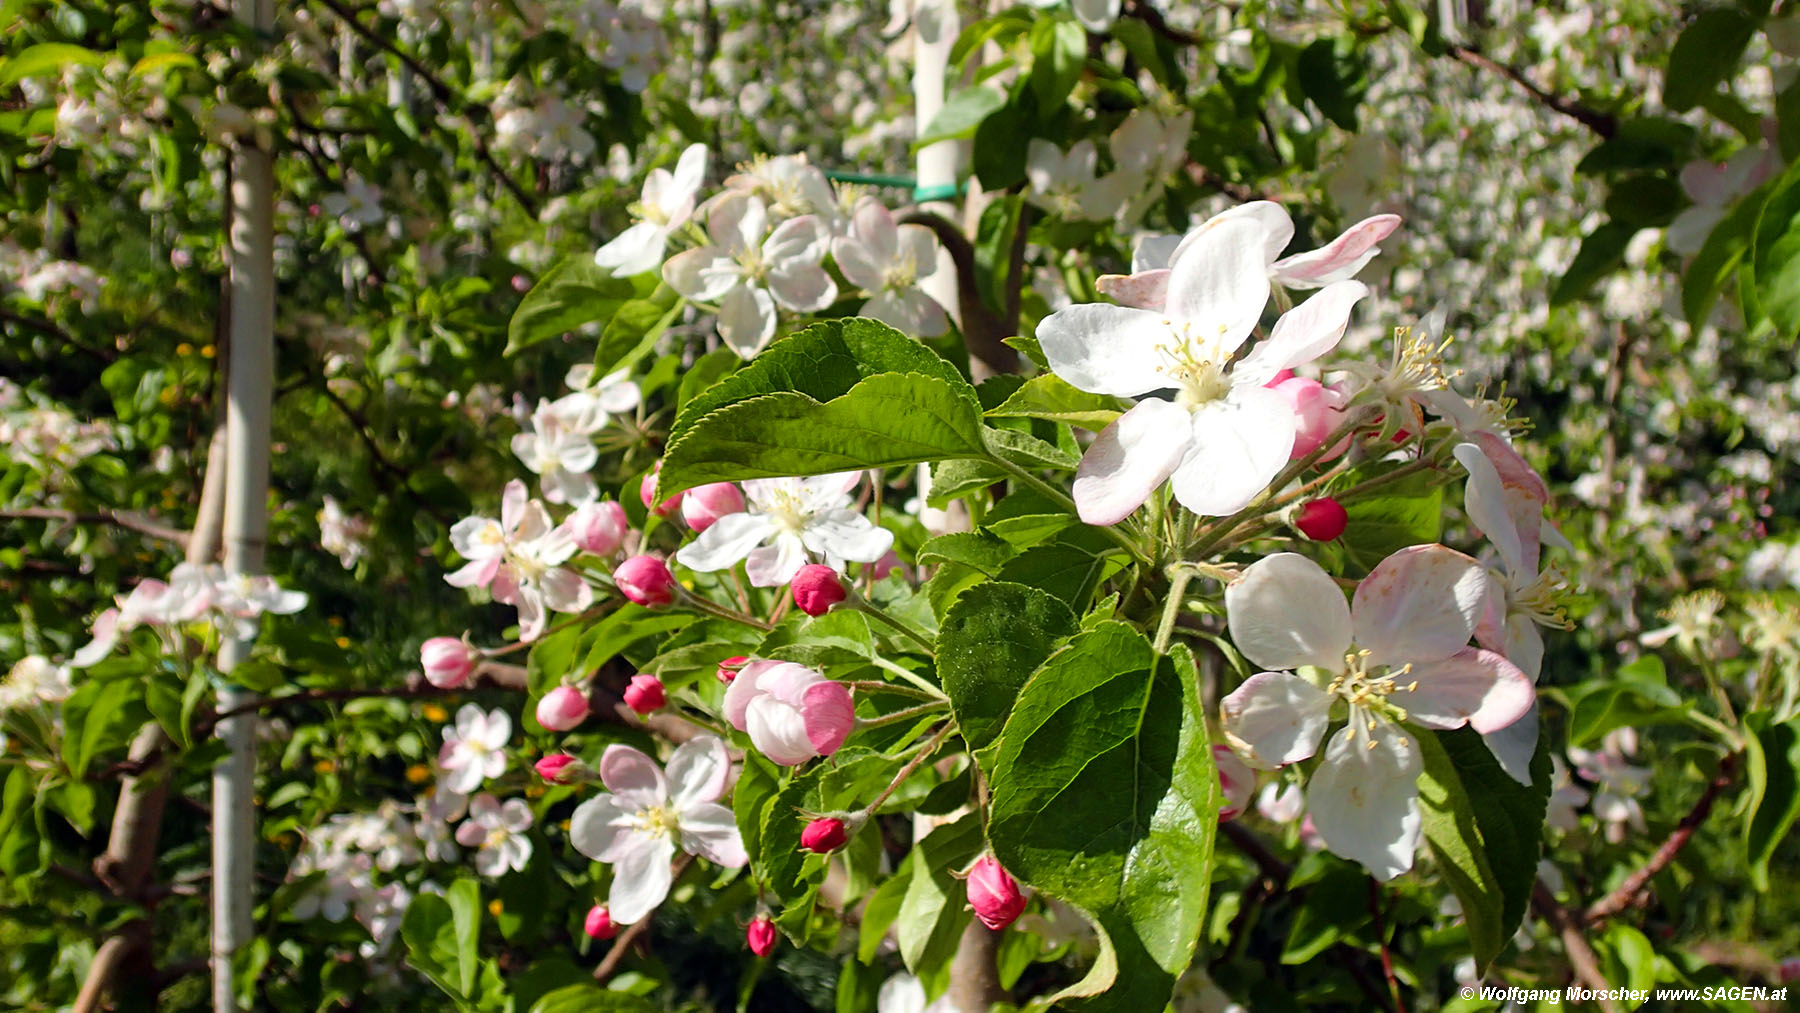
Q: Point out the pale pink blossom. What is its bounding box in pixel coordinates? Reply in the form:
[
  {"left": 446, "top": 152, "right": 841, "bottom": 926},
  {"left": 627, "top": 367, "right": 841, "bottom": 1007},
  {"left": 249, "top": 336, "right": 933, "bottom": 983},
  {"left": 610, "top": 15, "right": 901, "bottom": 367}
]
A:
[
  {"left": 722, "top": 660, "right": 854, "bottom": 765},
  {"left": 674, "top": 472, "right": 892, "bottom": 587},
  {"left": 680, "top": 482, "right": 746, "bottom": 533},
  {"left": 663, "top": 194, "right": 837, "bottom": 357},
  {"left": 536, "top": 685, "right": 590, "bottom": 732},
  {"left": 437, "top": 704, "right": 512, "bottom": 794},
  {"left": 563, "top": 500, "right": 630, "bottom": 556},
  {"left": 446, "top": 480, "right": 592, "bottom": 640},
  {"left": 832, "top": 197, "right": 948, "bottom": 336},
  {"left": 420, "top": 637, "right": 477, "bottom": 689},
  {"left": 594, "top": 143, "right": 708, "bottom": 276},
  {"left": 454, "top": 793, "right": 534, "bottom": 877}
]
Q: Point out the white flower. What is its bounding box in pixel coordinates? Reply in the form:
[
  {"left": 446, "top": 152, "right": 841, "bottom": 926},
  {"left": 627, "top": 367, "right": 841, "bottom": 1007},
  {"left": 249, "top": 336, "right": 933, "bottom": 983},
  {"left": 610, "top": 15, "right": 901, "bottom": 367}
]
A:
[
  {"left": 318, "top": 496, "right": 370, "bottom": 569},
  {"left": 832, "top": 197, "right": 948, "bottom": 337},
  {"left": 446, "top": 480, "right": 592, "bottom": 640},
  {"left": 1109, "top": 107, "right": 1193, "bottom": 223},
  {"left": 569, "top": 736, "right": 748, "bottom": 923},
  {"left": 321, "top": 179, "right": 384, "bottom": 230},
  {"left": 455, "top": 793, "right": 534, "bottom": 877},
  {"left": 878, "top": 971, "right": 952, "bottom": 1013},
  {"left": 562, "top": 364, "right": 642, "bottom": 420},
  {"left": 1666, "top": 143, "right": 1779, "bottom": 255},
  {"left": 674, "top": 472, "right": 893, "bottom": 586},
  {"left": 663, "top": 194, "right": 837, "bottom": 357},
  {"left": 511, "top": 397, "right": 603, "bottom": 505},
  {"left": 437, "top": 704, "right": 511, "bottom": 794},
  {"left": 1025, "top": 139, "right": 1132, "bottom": 221},
  {"left": 1038, "top": 217, "right": 1367, "bottom": 522},
  {"left": 1218, "top": 547, "right": 1533, "bottom": 880},
  {"left": 594, "top": 143, "right": 708, "bottom": 276},
  {"left": 1568, "top": 743, "right": 1649, "bottom": 844},
  {"left": 0, "top": 656, "right": 73, "bottom": 712},
  {"left": 721, "top": 154, "right": 840, "bottom": 224}
]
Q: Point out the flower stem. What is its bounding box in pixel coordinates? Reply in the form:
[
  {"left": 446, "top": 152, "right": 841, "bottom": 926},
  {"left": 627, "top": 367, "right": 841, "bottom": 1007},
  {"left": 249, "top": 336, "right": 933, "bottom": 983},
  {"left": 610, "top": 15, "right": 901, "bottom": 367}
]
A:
[
  {"left": 842, "top": 679, "right": 940, "bottom": 700},
  {"left": 1154, "top": 565, "right": 1195, "bottom": 655},
  {"left": 845, "top": 592, "right": 936, "bottom": 657},
  {"left": 868, "top": 655, "right": 947, "bottom": 698},
  {"left": 866, "top": 722, "right": 956, "bottom": 813},
  {"left": 855, "top": 700, "right": 950, "bottom": 731},
  {"left": 678, "top": 589, "right": 775, "bottom": 631}
]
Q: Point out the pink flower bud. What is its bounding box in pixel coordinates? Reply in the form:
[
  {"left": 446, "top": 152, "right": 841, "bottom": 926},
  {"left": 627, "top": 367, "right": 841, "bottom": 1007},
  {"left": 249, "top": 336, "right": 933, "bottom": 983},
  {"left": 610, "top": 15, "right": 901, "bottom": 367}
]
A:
[
  {"left": 1295, "top": 497, "right": 1348, "bottom": 542},
  {"left": 536, "top": 685, "right": 590, "bottom": 732},
  {"left": 170, "top": 248, "right": 193, "bottom": 269},
  {"left": 1272, "top": 377, "right": 1349, "bottom": 461},
  {"left": 791, "top": 564, "right": 847, "bottom": 617},
  {"left": 680, "top": 482, "right": 745, "bottom": 533},
  {"left": 1263, "top": 367, "right": 1297, "bottom": 386},
  {"left": 623, "top": 674, "right": 666, "bottom": 714},
  {"left": 535, "top": 753, "right": 583, "bottom": 783},
  {"left": 723, "top": 661, "right": 855, "bottom": 765},
  {"left": 746, "top": 916, "right": 777, "bottom": 957},
  {"left": 717, "top": 655, "right": 748, "bottom": 683},
  {"left": 639, "top": 463, "right": 682, "bottom": 516},
  {"left": 420, "top": 637, "right": 477, "bottom": 689},
  {"left": 966, "top": 855, "right": 1026, "bottom": 931},
  {"left": 584, "top": 904, "right": 617, "bottom": 940},
  {"left": 511, "top": 274, "right": 533, "bottom": 293},
  {"left": 1213, "top": 745, "right": 1254, "bottom": 822},
  {"left": 614, "top": 555, "right": 676, "bottom": 606},
  {"left": 801, "top": 817, "right": 848, "bottom": 854},
  {"left": 1781, "top": 957, "right": 1800, "bottom": 984},
  {"left": 565, "top": 500, "right": 629, "bottom": 556}
]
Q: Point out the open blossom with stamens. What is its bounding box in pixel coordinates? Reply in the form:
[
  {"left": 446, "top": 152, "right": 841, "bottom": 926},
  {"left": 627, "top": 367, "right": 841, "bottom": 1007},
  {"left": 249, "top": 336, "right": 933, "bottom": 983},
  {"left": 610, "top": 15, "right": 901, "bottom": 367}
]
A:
[
  {"left": 1037, "top": 217, "right": 1367, "bottom": 522},
  {"left": 71, "top": 563, "right": 306, "bottom": 667},
  {"left": 454, "top": 793, "right": 534, "bottom": 877},
  {"left": 663, "top": 194, "right": 837, "bottom": 357},
  {"left": 674, "top": 472, "right": 893, "bottom": 587},
  {"left": 594, "top": 143, "right": 707, "bottom": 276},
  {"left": 832, "top": 197, "right": 948, "bottom": 337},
  {"left": 437, "top": 704, "right": 511, "bottom": 794},
  {"left": 511, "top": 397, "right": 604, "bottom": 505},
  {"left": 568, "top": 736, "right": 747, "bottom": 923},
  {"left": 446, "top": 480, "right": 592, "bottom": 640},
  {"left": 561, "top": 364, "right": 642, "bottom": 425},
  {"left": 1025, "top": 139, "right": 1132, "bottom": 221},
  {"left": 1218, "top": 547, "right": 1533, "bottom": 879}
]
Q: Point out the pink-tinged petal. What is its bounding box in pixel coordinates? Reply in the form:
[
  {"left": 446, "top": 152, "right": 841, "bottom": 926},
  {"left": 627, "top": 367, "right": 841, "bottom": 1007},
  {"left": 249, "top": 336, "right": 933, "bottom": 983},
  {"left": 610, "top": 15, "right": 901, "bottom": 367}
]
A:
[
  {"left": 1035, "top": 304, "right": 1169, "bottom": 397},
  {"left": 1352, "top": 545, "right": 1489, "bottom": 667},
  {"left": 607, "top": 832, "right": 678, "bottom": 924},
  {"left": 754, "top": 661, "right": 826, "bottom": 706},
  {"left": 746, "top": 696, "right": 819, "bottom": 765},
  {"left": 1167, "top": 387, "right": 1295, "bottom": 517},
  {"left": 1503, "top": 615, "right": 1545, "bottom": 683},
  {"left": 849, "top": 197, "right": 898, "bottom": 263},
  {"left": 662, "top": 247, "right": 740, "bottom": 301},
  {"left": 1095, "top": 269, "right": 1169, "bottom": 310},
  {"left": 767, "top": 260, "right": 837, "bottom": 312},
  {"left": 712, "top": 193, "right": 768, "bottom": 253},
  {"left": 512, "top": 585, "right": 547, "bottom": 642},
  {"left": 455, "top": 821, "right": 488, "bottom": 848},
  {"left": 1270, "top": 213, "right": 1401, "bottom": 288},
  {"left": 833, "top": 235, "right": 885, "bottom": 291},
  {"left": 1474, "top": 569, "right": 1509, "bottom": 656},
  {"left": 449, "top": 517, "right": 504, "bottom": 559},
  {"left": 1235, "top": 280, "right": 1368, "bottom": 386},
  {"left": 678, "top": 801, "right": 749, "bottom": 867},
  {"left": 800, "top": 680, "right": 855, "bottom": 755},
  {"left": 1215, "top": 745, "right": 1256, "bottom": 820},
  {"left": 1454, "top": 443, "right": 1527, "bottom": 578},
  {"left": 593, "top": 221, "right": 668, "bottom": 276},
  {"left": 538, "top": 567, "right": 593, "bottom": 614},
  {"left": 665, "top": 735, "right": 732, "bottom": 808},
  {"left": 1132, "top": 233, "right": 1182, "bottom": 272},
  {"left": 500, "top": 480, "right": 528, "bottom": 535},
  {"left": 1225, "top": 552, "right": 1353, "bottom": 671},
  {"left": 1072, "top": 398, "right": 1192, "bottom": 525},
  {"left": 1474, "top": 431, "right": 1548, "bottom": 573},
  {"left": 744, "top": 532, "right": 807, "bottom": 587},
  {"left": 765, "top": 214, "right": 831, "bottom": 265},
  {"left": 896, "top": 224, "right": 939, "bottom": 280},
  {"left": 1398, "top": 647, "right": 1533, "bottom": 733},
  {"left": 599, "top": 744, "right": 668, "bottom": 809},
  {"left": 1306, "top": 723, "right": 1422, "bottom": 881},
  {"left": 478, "top": 709, "right": 512, "bottom": 750},
  {"left": 1219, "top": 671, "right": 1334, "bottom": 768},
  {"left": 1272, "top": 377, "right": 1350, "bottom": 461},
  {"left": 718, "top": 284, "right": 778, "bottom": 357},
  {"left": 722, "top": 660, "right": 772, "bottom": 730},
  {"left": 71, "top": 609, "right": 120, "bottom": 668},
  {"left": 1484, "top": 700, "right": 1539, "bottom": 786},
  {"left": 1164, "top": 217, "right": 1271, "bottom": 353}
]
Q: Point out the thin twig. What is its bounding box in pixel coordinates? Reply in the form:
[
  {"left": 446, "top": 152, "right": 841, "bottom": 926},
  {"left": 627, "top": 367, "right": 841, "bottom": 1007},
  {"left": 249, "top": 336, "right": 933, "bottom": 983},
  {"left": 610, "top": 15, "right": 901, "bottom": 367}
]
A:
[
  {"left": 1584, "top": 752, "right": 1738, "bottom": 924},
  {"left": 1443, "top": 43, "right": 1617, "bottom": 139},
  {"left": 1531, "top": 881, "right": 1619, "bottom": 1013},
  {"left": 1, "top": 508, "right": 191, "bottom": 549},
  {"left": 1370, "top": 879, "right": 1407, "bottom": 1013}
]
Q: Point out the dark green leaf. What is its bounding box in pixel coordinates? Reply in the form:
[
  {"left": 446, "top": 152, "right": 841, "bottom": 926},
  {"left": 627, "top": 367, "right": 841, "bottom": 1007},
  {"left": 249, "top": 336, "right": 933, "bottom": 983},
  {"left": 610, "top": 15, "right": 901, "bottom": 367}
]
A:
[
  {"left": 1749, "top": 159, "right": 1800, "bottom": 339},
  {"left": 917, "top": 86, "right": 1007, "bottom": 145},
  {"left": 1575, "top": 118, "right": 1697, "bottom": 175},
  {"left": 938, "top": 582, "right": 1078, "bottom": 759},
  {"left": 1663, "top": 9, "right": 1758, "bottom": 112},
  {"left": 507, "top": 257, "right": 639, "bottom": 354},
  {"left": 1551, "top": 221, "right": 1636, "bottom": 306},
  {"left": 1745, "top": 712, "right": 1800, "bottom": 891}
]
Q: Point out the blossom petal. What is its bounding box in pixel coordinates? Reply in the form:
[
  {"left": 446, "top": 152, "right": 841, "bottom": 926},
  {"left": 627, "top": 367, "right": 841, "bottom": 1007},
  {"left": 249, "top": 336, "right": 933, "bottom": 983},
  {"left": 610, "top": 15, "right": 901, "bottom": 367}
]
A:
[
  {"left": 1173, "top": 201, "right": 1294, "bottom": 269},
  {"left": 1399, "top": 647, "right": 1534, "bottom": 733},
  {"left": 768, "top": 261, "right": 837, "bottom": 312},
  {"left": 678, "top": 801, "right": 749, "bottom": 867},
  {"left": 1352, "top": 544, "right": 1489, "bottom": 667},
  {"left": 1219, "top": 671, "right": 1334, "bottom": 768},
  {"left": 1484, "top": 701, "right": 1539, "bottom": 786},
  {"left": 801, "top": 679, "right": 855, "bottom": 756},
  {"left": 744, "top": 532, "right": 807, "bottom": 587},
  {"left": 1235, "top": 280, "right": 1368, "bottom": 386},
  {"left": 1271, "top": 213, "right": 1401, "bottom": 289},
  {"left": 1455, "top": 443, "right": 1527, "bottom": 577},
  {"left": 1225, "top": 552, "right": 1353, "bottom": 671},
  {"left": 569, "top": 794, "right": 639, "bottom": 862},
  {"left": 599, "top": 744, "right": 668, "bottom": 810},
  {"left": 765, "top": 214, "right": 831, "bottom": 265},
  {"left": 1071, "top": 398, "right": 1191, "bottom": 525},
  {"left": 747, "top": 696, "right": 819, "bottom": 765},
  {"left": 1165, "top": 217, "right": 1270, "bottom": 351},
  {"left": 802, "top": 510, "right": 894, "bottom": 566},
  {"left": 1306, "top": 724, "right": 1422, "bottom": 881},
  {"left": 833, "top": 236, "right": 885, "bottom": 291},
  {"left": 608, "top": 832, "right": 678, "bottom": 924},
  {"left": 1036, "top": 304, "right": 1169, "bottom": 397},
  {"left": 594, "top": 221, "right": 668, "bottom": 277},
  {"left": 538, "top": 566, "right": 592, "bottom": 614},
  {"left": 675, "top": 511, "right": 777, "bottom": 574},
  {"left": 718, "top": 283, "right": 778, "bottom": 357},
  {"left": 662, "top": 247, "right": 739, "bottom": 302},
  {"left": 1095, "top": 269, "right": 1169, "bottom": 310},
  {"left": 1167, "top": 387, "right": 1295, "bottom": 517},
  {"left": 666, "top": 735, "right": 732, "bottom": 808}
]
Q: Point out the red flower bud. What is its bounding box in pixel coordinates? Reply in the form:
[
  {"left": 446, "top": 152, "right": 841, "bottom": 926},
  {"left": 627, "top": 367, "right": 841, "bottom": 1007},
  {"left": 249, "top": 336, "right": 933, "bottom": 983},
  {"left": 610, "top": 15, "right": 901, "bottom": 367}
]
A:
[
  {"left": 1295, "top": 497, "right": 1348, "bottom": 542},
  {"left": 800, "top": 817, "right": 848, "bottom": 854},
  {"left": 746, "top": 915, "right": 777, "bottom": 957},
  {"left": 536, "top": 685, "right": 590, "bottom": 732},
  {"left": 614, "top": 555, "right": 676, "bottom": 606},
  {"left": 534, "top": 753, "right": 581, "bottom": 784},
  {"left": 966, "top": 855, "right": 1026, "bottom": 931},
  {"left": 639, "top": 463, "right": 682, "bottom": 516},
  {"left": 680, "top": 482, "right": 745, "bottom": 533},
  {"left": 623, "top": 674, "right": 666, "bottom": 714},
  {"left": 717, "top": 655, "right": 749, "bottom": 683},
  {"left": 584, "top": 904, "right": 617, "bottom": 940},
  {"left": 790, "top": 564, "right": 847, "bottom": 617}
]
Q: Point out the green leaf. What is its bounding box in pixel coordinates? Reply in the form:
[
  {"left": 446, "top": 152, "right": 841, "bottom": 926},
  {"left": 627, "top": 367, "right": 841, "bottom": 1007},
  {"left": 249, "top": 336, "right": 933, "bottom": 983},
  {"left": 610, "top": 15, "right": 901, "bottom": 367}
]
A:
[
  {"left": 988, "top": 630, "right": 1217, "bottom": 1011},
  {"left": 1551, "top": 221, "right": 1636, "bottom": 306},
  {"left": 938, "top": 582, "right": 1078, "bottom": 759},
  {"left": 447, "top": 878, "right": 482, "bottom": 996},
  {"left": 593, "top": 290, "right": 684, "bottom": 377},
  {"left": 1682, "top": 175, "right": 1771, "bottom": 324},
  {"left": 1565, "top": 656, "right": 1688, "bottom": 748},
  {"left": 529, "top": 984, "right": 661, "bottom": 1013},
  {"left": 1663, "top": 9, "right": 1759, "bottom": 112},
  {"left": 917, "top": 86, "right": 1007, "bottom": 146},
  {"left": 61, "top": 679, "right": 144, "bottom": 778},
  {"left": 1281, "top": 859, "right": 1373, "bottom": 964},
  {"left": 1337, "top": 471, "right": 1444, "bottom": 569},
  {"left": 983, "top": 426, "right": 1079, "bottom": 471},
  {"left": 1296, "top": 37, "right": 1366, "bottom": 130},
  {"left": 1744, "top": 712, "right": 1800, "bottom": 891},
  {"left": 1414, "top": 728, "right": 1549, "bottom": 971},
  {"left": 987, "top": 373, "right": 1122, "bottom": 431},
  {"left": 129, "top": 51, "right": 199, "bottom": 78},
  {"left": 895, "top": 814, "right": 984, "bottom": 991},
  {"left": 916, "top": 531, "right": 1018, "bottom": 576},
  {"left": 402, "top": 893, "right": 464, "bottom": 1000},
  {"left": 0, "top": 43, "right": 106, "bottom": 85},
  {"left": 926, "top": 458, "right": 1008, "bottom": 507},
  {"left": 1575, "top": 118, "right": 1696, "bottom": 175},
  {"left": 507, "top": 257, "right": 639, "bottom": 354},
  {"left": 1029, "top": 17, "right": 1087, "bottom": 112},
  {"left": 993, "top": 526, "right": 1128, "bottom": 610},
  {"left": 1605, "top": 174, "right": 1684, "bottom": 227},
  {"left": 1749, "top": 159, "right": 1800, "bottom": 339}
]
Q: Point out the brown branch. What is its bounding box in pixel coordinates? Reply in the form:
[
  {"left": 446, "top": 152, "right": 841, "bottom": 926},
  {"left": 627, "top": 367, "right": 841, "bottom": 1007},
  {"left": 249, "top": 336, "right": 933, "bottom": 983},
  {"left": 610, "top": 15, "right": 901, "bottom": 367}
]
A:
[
  {"left": 1584, "top": 752, "right": 1737, "bottom": 925},
  {"left": 1183, "top": 162, "right": 1262, "bottom": 204},
  {"left": 1220, "top": 820, "right": 1290, "bottom": 884},
  {"left": 1531, "top": 881, "right": 1619, "bottom": 1013},
  {"left": 1122, "top": 0, "right": 1199, "bottom": 45},
  {"left": 1443, "top": 43, "right": 1617, "bottom": 139},
  {"left": 948, "top": 921, "right": 1008, "bottom": 1011},
  {"left": 1, "top": 507, "right": 191, "bottom": 550}
]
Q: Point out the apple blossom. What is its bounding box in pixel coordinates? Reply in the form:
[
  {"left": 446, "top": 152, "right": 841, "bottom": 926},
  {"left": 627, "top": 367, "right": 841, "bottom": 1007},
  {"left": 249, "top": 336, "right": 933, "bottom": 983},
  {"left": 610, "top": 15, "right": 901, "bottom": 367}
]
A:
[
  {"left": 593, "top": 143, "right": 708, "bottom": 276},
  {"left": 318, "top": 495, "right": 370, "bottom": 569},
  {"left": 1270, "top": 376, "right": 1350, "bottom": 460},
  {"left": 535, "top": 754, "right": 586, "bottom": 784},
  {"left": 568, "top": 735, "right": 748, "bottom": 922},
  {"left": 584, "top": 904, "right": 618, "bottom": 940},
  {"left": 790, "top": 563, "right": 846, "bottom": 616},
  {"left": 831, "top": 197, "right": 948, "bottom": 336},
  {"left": 420, "top": 637, "right": 477, "bottom": 689},
  {"left": 1025, "top": 139, "right": 1132, "bottom": 221},
  {"left": 454, "top": 793, "right": 534, "bottom": 877},
  {"left": 320, "top": 178, "right": 384, "bottom": 231},
  {"left": 563, "top": 499, "right": 629, "bottom": 556},
  {"left": 965, "top": 855, "right": 1026, "bottom": 930},
  {"left": 511, "top": 396, "right": 603, "bottom": 505},
  {"left": 1294, "top": 498, "right": 1348, "bottom": 542},
  {"left": 1218, "top": 547, "right": 1533, "bottom": 879},
  {"left": 723, "top": 660, "right": 855, "bottom": 765},
  {"left": 437, "top": 704, "right": 512, "bottom": 794},
  {"left": 445, "top": 480, "right": 592, "bottom": 641},
  {"left": 614, "top": 555, "right": 676, "bottom": 606},
  {"left": 1213, "top": 745, "right": 1255, "bottom": 821},
  {"left": 717, "top": 656, "right": 748, "bottom": 683},
  {"left": 680, "top": 482, "right": 746, "bottom": 533},
  {"left": 536, "top": 685, "right": 590, "bottom": 732},
  {"left": 662, "top": 193, "right": 837, "bottom": 357},
  {"left": 623, "top": 674, "right": 666, "bottom": 714},
  {"left": 746, "top": 915, "right": 777, "bottom": 956},
  {"left": 674, "top": 472, "right": 893, "bottom": 587},
  {"left": 721, "top": 153, "right": 840, "bottom": 223},
  {"left": 1037, "top": 217, "right": 1367, "bottom": 522},
  {"left": 561, "top": 364, "right": 642, "bottom": 425}
]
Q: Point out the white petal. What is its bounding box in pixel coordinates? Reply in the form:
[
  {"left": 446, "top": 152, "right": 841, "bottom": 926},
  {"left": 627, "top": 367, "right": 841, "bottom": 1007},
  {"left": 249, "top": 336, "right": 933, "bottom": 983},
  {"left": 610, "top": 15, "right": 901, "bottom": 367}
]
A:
[
  {"left": 1035, "top": 304, "right": 1170, "bottom": 397},
  {"left": 767, "top": 261, "right": 838, "bottom": 312},
  {"left": 676, "top": 511, "right": 778, "bottom": 573},
  {"left": 1174, "top": 201, "right": 1294, "bottom": 268},
  {"left": 833, "top": 236, "right": 886, "bottom": 291},
  {"left": 1352, "top": 545, "right": 1489, "bottom": 667},
  {"left": 1025, "top": 139, "right": 1065, "bottom": 193},
  {"left": 1070, "top": 0, "right": 1118, "bottom": 31},
  {"left": 1133, "top": 234, "right": 1181, "bottom": 272},
  {"left": 744, "top": 532, "right": 808, "bottom": 587},
  {"left": 1219, "top": 671, "right": 1334, "bottom": 767},
  {"left": 1165, "top": 217, "right": 1271, "bottom": 350},
  {"left": 665, "top": 735, "right": 732, "bottom": 808},
  {"left": 1399, "top": 647, "right": 1534, "bottom": 733},
  {"left": 538, "top": 567, "right": 592, "bottom": 613},
  {"left": 1236, "top": 281, "right": 1367, "bottom": 386},
  {"left": 1225, "top": 552, "right": 1353, "bottom": 671},
  {"left": 599, "top": 744, "right": 668, "bottom": 810},
  {"left": 671, "top": 143, "right": 708, "bottom": 202},
  {"left": 802, "top": 510, "right": 894, "bottom": 566},
  {"left": 607, "top": 832, "right": 678, "bottom": 924},
  {"left": 1306, "top": 724, "right": 1422, "bottom": 881},
  {"left": 1094, "top": 269, "right": 1169, "bottom": 310},
  {"left": 718, "top": 284, "right": 777, "bottom": 357},
  {"left": 1166, "top": 387, "right": 1295, "bottom": 517},
  {"left": 662, "top": 247, "right": 740, "bottom": 301},
  {"left": 747, "top": 695, "right": 819, "bottom": 765},
  {"left": 1484, "top": 701, "right": 1539, "bottom": 786},
  {"left": 1071, "top": 398, "right": 1192, "bottom": 525},
  {"left": 1454, "top": 443, "right": 1527, "bottom": 578},
  {"left": 678, "top": 801, "right": 749, "bottom": 867},
  {"left": 594, "top": 221, "right": 669, "bottom": 277},
  {"left": 765, "top": 214, "right": 830, "bottom": 265}
]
